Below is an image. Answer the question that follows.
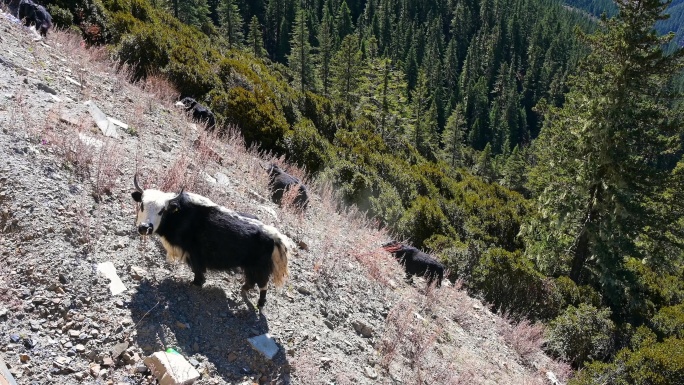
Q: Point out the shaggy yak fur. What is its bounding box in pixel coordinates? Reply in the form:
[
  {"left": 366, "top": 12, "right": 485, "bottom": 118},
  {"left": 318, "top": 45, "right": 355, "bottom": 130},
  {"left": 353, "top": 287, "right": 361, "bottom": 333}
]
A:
[
  {"left": 382, "top": 241, "right": 444, "bottom": 287},
  {"left": 18, "top": 0, "right": 52, "bottom": 37},
  {"left": 264, "top": 163, "right": 309, "bottom": 210},
  {"left": 132, "top": 175, "right": 292, "bottom": 308},
  {"left": 178, "top": 97, "right": 216, "bottom": 129}
]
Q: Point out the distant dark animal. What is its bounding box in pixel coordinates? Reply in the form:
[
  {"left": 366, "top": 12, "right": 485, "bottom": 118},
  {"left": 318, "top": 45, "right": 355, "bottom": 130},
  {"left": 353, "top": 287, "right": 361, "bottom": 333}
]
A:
[
  {"left": 18, "top": 0, "right": 52, "bottom": 37},
  {"left": 178, "top": 97, "right": 216, "bottom": 129},
  {"left": 382, "top": 241, "right": 444, "bottom": 288},
  {"left": 264, "top": 163, "right": 309, "bottom": 210},
  {"left": 131, "top": 175, "right": 293, "bottom": 308}
]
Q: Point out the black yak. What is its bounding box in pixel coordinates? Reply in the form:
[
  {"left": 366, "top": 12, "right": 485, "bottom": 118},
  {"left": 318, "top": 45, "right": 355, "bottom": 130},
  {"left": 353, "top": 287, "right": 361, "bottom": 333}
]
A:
[
  {"left": 382, "top": 241, "right": 445, "bottom": 288},
  {"left": 264, "top": 163, "right": 309, "bottom": 210},
  {"left": 178, "top": 97, "right": 216, "bottom": 129},
  {"left": 131, "top": 175, "right": 293, "bottom": 308},
  {"left": 18, "top": 0, "right": 52, "bottom": 37}
]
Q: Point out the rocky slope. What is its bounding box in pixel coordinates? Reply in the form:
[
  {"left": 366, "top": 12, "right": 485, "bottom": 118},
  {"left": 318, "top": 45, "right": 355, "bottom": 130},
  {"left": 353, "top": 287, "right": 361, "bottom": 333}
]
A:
[{"left": 0, "top": 9, "right": 570, "bottom": 385}]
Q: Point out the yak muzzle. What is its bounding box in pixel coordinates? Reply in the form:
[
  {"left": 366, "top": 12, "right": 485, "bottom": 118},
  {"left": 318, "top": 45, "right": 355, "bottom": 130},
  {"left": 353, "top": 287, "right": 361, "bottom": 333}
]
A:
[{"left": 137, "top": 223, "right": 153, "bottom": 235}]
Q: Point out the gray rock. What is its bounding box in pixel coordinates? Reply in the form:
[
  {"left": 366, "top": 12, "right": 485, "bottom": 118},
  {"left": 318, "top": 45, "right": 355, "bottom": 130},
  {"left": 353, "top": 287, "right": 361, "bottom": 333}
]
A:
[{"left": 352, "top": 320, "right": 374, "bottom": 338}]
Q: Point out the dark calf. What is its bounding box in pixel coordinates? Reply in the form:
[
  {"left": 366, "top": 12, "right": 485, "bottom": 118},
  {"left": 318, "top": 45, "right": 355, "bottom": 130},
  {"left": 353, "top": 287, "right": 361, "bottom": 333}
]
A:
[
  {"left": 18, "top": 0, "right": 52, "bottom": 37},
  {"left": 265, "top": 164, "right": 309, "bottom": 210},
  {"left": 382, "top": 241, "right": 444, "bottom": 287},
  {"left": 179, "top": 97, "right": 216, "bottom": 129}
]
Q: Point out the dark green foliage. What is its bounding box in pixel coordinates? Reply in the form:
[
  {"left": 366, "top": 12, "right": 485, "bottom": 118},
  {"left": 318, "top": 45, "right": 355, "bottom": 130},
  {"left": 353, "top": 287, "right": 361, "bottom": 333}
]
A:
[
  {"left": 283, "top": 118, "right": 334, "bottom": 173},
  {"left": 46, "top": 4, "right": 74, "bottom": 28},
  {"left": 211, "top": 87, "right": 289, "bottom": 151},
  {"left": 470, "top": 248, "right": 553, "bottom": 320},
  {"left": 545, "top": 304, "right": 615, "bottom": 367},
  {"left": 398, "top": 196, "right": 454, "bottom": 248},
  {"left": 570, "top": 338, "right": 684, "bottom": 385},
  {"left": 652, "top": 304, "right": 684, "bottom": 339}
]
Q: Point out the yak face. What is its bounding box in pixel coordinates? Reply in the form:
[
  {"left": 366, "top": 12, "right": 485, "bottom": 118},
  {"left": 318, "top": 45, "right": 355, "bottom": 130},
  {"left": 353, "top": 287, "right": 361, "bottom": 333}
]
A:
[{"left": 132, "top": 189, "right": 180, "bottom": 236}]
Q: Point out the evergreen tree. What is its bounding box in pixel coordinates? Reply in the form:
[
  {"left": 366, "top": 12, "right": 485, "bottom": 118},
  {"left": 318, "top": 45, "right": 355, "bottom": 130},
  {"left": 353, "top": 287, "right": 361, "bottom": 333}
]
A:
[
  {"left": 331, "top": 33, "right": 363, "bottom": 105},
  {"left": 288, "top": 7, "right": 316, "bottom": 94},
  {"left": 441, "top": 104, "right": 467, "bottom": 168},
  {"left": 336, "top": 1, "right": 355, "bottom": 43},
  {"left": 475, "top": 142, "right": 495, "bottom": 183},
  {"left": 247, "top": 15, "right": 266, "bottom": 58},
  {"left": 218, "top": 0, "right": 244, "bottom": 49},
  {"left": 317, "top": 3, "right": 336, "bottom": 96},
  {"left": 175, "top": 0, "right": 212, "bottom": 28},
  {"left": 525, "top": 0, "right": 684, "bottom": 321},
  {"left": 410, "top": 69, "right": 439, "bottom": 160}
]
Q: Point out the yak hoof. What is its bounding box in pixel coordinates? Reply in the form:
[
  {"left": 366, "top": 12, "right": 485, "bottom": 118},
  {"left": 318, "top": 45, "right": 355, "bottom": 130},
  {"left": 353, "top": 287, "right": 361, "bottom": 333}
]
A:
[
  {"left": 192, "top": 276, "right": 206, "bottom": 287},
  {"left": 257, "top": 298, "right": 266, "bottom": 308}
]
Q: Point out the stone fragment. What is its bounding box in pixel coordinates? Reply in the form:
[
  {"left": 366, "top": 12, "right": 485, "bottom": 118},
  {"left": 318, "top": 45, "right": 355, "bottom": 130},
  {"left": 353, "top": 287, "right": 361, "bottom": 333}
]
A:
[
  {"left": 111, "top": 341, "right": 129, "bottom": 359},
  {"left": 364, "top": 366, "right": 378, "bottom": 379},
  {"left": 247, "top": 334, "right": 279, "bottom": 360},
  {"left": 351, "top": 320, "right": 374, "bottom": 338},
  {"left": 84, "top": 101, "right": 119, "bottom": 138},
  {"left": 96, "top": 262, "right": 126, "bottom": 295},
  {"left": 144, "top": 351, "right": 200, "bottom": 385},
  {"left": 129, "top": 266, "right": 147, "bottom": 280}
]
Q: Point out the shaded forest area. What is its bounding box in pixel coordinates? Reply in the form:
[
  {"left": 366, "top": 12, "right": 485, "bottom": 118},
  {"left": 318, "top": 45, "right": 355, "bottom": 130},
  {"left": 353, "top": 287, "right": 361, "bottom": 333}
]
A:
[{"left": 34, "top": 0, "right": 684, "bottom": 382}]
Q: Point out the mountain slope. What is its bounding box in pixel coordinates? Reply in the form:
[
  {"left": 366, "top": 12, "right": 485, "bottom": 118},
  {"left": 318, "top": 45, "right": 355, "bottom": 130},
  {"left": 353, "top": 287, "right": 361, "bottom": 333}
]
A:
[{"left": 0, "top": 11, "right": 568, "bottom": 385}]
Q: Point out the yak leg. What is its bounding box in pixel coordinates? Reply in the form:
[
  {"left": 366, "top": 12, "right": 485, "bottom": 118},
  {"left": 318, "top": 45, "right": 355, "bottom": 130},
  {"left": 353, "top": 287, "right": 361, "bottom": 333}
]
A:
[
  {"left": 256, "top": 276, "right": 269, "bottom": 308},
  {"left": 190, "top": 260, "right": 207, "bottom": 287}
]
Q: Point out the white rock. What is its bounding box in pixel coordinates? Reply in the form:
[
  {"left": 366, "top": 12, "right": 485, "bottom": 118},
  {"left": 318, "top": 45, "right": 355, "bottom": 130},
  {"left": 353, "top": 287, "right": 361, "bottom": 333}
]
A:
[
  {"left": 96, "top": 262, "right": 127, "bottom": 295},
  {"left": 84, "top": 100, "right": 119, "bottom": 138},
  {"left": 144, "top": 351, "right": 200, "bottom": 385},
  {"left": 247, "top": 334, "right": 279, "bottom": 360}
]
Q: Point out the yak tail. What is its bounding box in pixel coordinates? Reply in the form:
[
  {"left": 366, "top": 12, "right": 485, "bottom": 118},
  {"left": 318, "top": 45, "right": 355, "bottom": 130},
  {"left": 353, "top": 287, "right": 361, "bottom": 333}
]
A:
[{"left": 263, "top": 225, "right": 293, "bottom": 287}]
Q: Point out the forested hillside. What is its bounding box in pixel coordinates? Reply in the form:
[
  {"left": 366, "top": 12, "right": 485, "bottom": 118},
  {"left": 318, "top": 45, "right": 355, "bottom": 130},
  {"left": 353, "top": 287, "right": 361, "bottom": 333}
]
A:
[
  {"left": 31, "top": 0, "right": 684, "bottom": 382},
  {"left": 565, "top": 0, "right": 684, "bottom": 51}
]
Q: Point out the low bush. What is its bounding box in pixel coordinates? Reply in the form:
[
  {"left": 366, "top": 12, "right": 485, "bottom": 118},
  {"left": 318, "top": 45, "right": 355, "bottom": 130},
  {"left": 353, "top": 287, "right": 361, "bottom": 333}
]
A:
[{"left": 545, "top": 304, "right": 615, "bottom": 367}]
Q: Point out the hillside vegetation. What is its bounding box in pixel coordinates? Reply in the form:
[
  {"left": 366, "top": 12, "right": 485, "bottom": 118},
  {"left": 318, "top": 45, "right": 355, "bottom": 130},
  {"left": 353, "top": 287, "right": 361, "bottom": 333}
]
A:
[{"left": 25, "top": 0, "right": 684, "bottom": 382}]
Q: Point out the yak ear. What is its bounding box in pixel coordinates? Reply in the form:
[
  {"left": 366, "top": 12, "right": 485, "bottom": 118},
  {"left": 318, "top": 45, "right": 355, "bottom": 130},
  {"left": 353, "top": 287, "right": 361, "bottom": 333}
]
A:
[{"left": 132, "top": 191, "right": 142, "bottom": 202}]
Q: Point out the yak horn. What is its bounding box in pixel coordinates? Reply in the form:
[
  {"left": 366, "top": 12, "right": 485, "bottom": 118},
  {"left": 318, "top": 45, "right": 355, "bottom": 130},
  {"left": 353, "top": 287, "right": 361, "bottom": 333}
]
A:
[{"left": 133, "top": 173, "right": 144, "bottom": 193}]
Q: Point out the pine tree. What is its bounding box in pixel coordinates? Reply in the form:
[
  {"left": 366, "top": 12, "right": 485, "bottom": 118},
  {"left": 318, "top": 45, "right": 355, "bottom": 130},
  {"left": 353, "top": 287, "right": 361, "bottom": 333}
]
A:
[
  {"left": 331, "top": 33, "right": 363, "bottom": 105},
  {"left": 316, "top": 3, "right": 335, "bottom": 96},
  {"left": 175, "top": 0, "right": 212, "bottom": 29},
  {"left": 441, "top": 104, "right": 467, "bottom": 168},
  {"left": 410, "top": 69, "right": 439, "bottom": 160},
  {"left": 247, "top": 15, "right": 265, "bottom": 58},
  {"left": 218, "top": 0, "right": 244, "bottom": 49},
  {"left": 288, "top": 7, "right": 316, "bottom": 94},
  {"left": 525, "top": 0, "right": 684, "bottom": 320},
  {"left": 335, "top": 1, "right": 354, "bottom": 43}
]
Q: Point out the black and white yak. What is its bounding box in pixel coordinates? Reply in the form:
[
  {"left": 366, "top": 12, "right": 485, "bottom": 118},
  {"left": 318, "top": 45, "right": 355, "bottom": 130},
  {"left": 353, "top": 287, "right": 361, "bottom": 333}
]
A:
[
  {"left": 131, "top": 175, "right": 293, "bottom": 308},
  {"left": 18, "top": 0, "right": 52, "bottom": 37},
  {"left": 264, "top": 163, "right": 309, "bottom": 210},
  {"left": 177, "top": 97, "right": 216, "bottom": 129},
  {"left": 382, "top": 241, "right": 445, "bottom": 288}
]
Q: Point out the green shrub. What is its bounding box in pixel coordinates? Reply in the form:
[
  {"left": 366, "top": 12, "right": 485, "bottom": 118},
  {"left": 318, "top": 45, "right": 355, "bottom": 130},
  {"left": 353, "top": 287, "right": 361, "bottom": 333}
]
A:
[
  {"left": 368, "top": 181, "right": 406, "bottom": 229},
  {"left": 46, "top": 5, "right": 74, "bottom": 28},
  {"left": 471, "top": 248, "right": 553, "bottom": 320},
  {"left": 545, "top": 304, "right": 615, "bottom": 367},
  {"left": 652, "top": 304, "right": 684, "bottom": 339},
  {"left": 211, "top": 88, "right": 290, "bottom": 152},
  {"left": 116, "top": 25, "right": 170, "bottom": 79},
  {"left": 570, "top": 337, "right": 684, "bottom": 385},
  {"left": 397, "top": 196, "right": 454, "bottom": 248},
  {"left": 283, "top": 118, "right": 334, "bottom": 173},
  {"left": 166, "top": 44, "right": 218, "bottom": 97}
]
